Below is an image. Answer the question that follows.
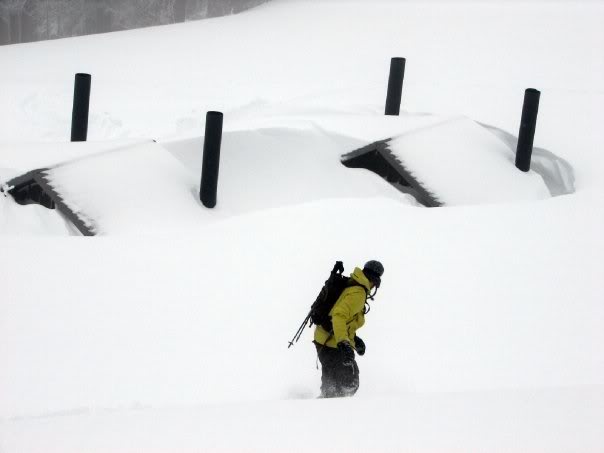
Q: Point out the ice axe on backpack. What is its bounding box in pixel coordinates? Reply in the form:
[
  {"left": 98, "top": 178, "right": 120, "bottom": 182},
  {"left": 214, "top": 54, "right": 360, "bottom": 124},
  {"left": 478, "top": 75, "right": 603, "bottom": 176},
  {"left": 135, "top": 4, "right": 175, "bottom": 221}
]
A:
[{"left": 287, "top": 261, "right": 344, "bottom": 349}]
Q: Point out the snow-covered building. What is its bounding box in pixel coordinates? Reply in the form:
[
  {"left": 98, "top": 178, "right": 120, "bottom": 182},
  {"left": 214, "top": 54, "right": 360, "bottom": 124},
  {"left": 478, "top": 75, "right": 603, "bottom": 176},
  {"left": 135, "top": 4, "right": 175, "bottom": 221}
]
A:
[{"left": 2, "top": 116, "right": 558, "bottom": 235}]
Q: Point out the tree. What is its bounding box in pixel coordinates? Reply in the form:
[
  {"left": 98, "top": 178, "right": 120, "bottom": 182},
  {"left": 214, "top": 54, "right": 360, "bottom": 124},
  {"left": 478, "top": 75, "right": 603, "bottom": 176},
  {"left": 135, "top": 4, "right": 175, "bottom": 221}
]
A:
[
  {"left": 84, "top": 0, "right": 113, "bottom": 34},
  {"left": 207, "top": 0, "right": 231, "bottom": 18},
  {"left": 173, "top": 0, "right": 187, "bottom": 23},
  {"left": 0, "top": 16, "right": 8, "bottom": 45},
  {"left": 19, "top": 0, "right": 37, "bottom": 43},
  {"left": 1, "top": 0, "right": 27, "bottom": 44},
  {"left": 110, "top": 0, "right": 177, "bottom": 30}
]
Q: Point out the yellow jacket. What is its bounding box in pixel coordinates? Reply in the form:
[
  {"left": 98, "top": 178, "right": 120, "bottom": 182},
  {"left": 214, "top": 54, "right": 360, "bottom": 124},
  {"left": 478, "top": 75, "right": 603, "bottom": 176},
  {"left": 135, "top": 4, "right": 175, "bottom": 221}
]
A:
[{"left": 314, "top": 267, "right": 372, "bottom": 349}]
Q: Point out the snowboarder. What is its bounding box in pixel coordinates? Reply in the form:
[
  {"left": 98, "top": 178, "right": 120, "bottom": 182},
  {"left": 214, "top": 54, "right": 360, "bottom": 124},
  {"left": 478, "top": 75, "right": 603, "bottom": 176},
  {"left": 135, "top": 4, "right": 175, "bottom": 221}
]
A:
[{"left": 313, "top": 260, "right": 384, "bottom": 398}]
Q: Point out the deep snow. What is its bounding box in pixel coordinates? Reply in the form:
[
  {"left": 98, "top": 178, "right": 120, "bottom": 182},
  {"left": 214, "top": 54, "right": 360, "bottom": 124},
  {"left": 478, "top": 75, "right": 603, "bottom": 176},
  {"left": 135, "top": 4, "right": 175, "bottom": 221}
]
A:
[{"left": 1, "top": 0, "right": 603, "bottom": 451}]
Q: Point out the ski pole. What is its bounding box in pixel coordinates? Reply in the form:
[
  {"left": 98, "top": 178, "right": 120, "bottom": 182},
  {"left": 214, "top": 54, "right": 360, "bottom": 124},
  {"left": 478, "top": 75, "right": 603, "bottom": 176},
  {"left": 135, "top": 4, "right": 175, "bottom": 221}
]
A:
[
  {"left": 288, "top": 313, "right": 311, "bottom": 348},
  {"left": 288, "top": 314, "right": 309, "bottom": 348}
]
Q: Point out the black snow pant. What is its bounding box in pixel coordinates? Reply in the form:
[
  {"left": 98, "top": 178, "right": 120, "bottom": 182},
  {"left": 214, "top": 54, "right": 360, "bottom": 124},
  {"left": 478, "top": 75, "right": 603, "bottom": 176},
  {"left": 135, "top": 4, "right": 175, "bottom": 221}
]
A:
[{"left": 314, "top": 341, "right": 359, "bottom": 398}]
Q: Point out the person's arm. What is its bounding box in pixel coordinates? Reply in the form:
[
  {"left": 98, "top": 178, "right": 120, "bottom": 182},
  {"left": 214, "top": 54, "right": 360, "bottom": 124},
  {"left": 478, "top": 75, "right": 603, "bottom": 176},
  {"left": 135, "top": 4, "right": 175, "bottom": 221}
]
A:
[{"left": 330, "top": 287, "right": 365, "bottom": 345}]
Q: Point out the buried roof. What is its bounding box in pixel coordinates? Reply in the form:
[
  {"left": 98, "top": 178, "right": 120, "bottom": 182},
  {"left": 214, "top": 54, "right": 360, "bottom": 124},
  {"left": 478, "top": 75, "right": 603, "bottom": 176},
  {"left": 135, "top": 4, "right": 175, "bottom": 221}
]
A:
[
  {"left": 342, "top": 116, "right": 551, "bottom": 206},
  {"left": 1, "top": 130, "right": 411, "bottom": 235},
  {"left": 1, "top": 119, "right": 556, "bottom": 235}
]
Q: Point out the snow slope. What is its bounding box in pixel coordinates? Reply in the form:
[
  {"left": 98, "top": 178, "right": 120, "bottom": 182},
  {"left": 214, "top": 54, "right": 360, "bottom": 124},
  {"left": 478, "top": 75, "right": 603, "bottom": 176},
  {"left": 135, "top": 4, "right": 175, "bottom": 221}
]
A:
[{"left": 1, "top": 0, "right": 603, "bottom": 451}]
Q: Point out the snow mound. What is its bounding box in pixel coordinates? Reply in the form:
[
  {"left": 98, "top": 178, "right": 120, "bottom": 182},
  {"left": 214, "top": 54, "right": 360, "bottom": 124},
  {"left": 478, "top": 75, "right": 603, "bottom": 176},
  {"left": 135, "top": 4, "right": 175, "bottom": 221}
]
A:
[{"left": 0, "top": 195, "right": 70, "bottom": 236}]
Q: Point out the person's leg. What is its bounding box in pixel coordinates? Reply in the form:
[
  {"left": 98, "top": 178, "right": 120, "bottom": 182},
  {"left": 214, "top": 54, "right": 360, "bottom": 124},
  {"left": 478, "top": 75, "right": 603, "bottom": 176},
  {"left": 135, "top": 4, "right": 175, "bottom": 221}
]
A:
[
  {"left": 315, "top": 343, "right": 339, "bottom": 398},
  {"left": 334, "top": 358, "right": 360, "bottom": 397}
]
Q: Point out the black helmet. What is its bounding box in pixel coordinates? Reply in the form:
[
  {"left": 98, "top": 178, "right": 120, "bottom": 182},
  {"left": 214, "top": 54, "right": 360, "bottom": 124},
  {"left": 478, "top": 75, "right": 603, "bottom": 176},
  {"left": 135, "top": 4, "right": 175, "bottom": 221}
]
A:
[
  {"left": 363, "top": 260, "right": 384, "bottom": 277},
  {"left": 363, "top": 260, "right": 384, "bottom": 288}
]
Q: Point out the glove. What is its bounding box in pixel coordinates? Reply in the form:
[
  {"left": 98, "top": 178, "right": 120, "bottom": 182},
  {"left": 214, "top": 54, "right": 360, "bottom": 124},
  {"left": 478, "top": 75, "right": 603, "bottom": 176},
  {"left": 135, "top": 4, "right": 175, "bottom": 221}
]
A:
[
  {"left": 354, "top": 336, "right": 366, "bottom": 356},
  {"left": 338, "top": 341, "right": 355, "bottom": 366}
]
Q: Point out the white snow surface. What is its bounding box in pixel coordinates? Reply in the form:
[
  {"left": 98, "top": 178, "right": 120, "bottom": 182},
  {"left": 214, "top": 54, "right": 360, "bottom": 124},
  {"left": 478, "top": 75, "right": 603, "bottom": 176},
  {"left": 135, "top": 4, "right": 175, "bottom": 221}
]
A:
[{"left": 1, "top": 0, "right": 604, "bottom": 452}]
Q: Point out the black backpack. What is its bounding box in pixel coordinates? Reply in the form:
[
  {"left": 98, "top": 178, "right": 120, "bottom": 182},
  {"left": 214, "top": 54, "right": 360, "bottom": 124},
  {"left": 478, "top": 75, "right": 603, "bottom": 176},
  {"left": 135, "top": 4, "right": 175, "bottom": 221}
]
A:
[
  {"left": 309, "top": 261, "right": 349, "bottom": 331},
  {"left": 288, "top": 261, "right": 367, "bottom": 348}
]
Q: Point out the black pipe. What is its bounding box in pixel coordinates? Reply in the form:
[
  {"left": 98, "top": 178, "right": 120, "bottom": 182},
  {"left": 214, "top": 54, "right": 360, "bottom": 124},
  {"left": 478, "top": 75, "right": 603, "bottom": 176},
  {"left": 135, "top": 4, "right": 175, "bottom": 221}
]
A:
[
  {"left": 515, "top": 88, "right": 540, "bottom": 172},
  {"left": 385, "top": 57, "right": 406, "bottom": 116},
  {"left": 200, "top": 111, "right": 223, "bottom": 208},
  {"left": 71, "top": 73, "right": 91, "bottom": 142}
]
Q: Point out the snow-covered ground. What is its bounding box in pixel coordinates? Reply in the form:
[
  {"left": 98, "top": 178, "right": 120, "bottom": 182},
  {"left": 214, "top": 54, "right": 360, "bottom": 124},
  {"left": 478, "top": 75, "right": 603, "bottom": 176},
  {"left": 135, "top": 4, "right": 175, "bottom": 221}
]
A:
[{"left": 1, "top": 0, "right": 603, "bottom": 451}]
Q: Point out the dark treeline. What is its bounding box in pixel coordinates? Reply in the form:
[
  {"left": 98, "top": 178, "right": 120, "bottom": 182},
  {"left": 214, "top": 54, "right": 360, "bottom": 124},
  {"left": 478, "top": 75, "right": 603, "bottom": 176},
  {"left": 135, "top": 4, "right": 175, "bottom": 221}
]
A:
[{"left": 0, "top": 0, "right": 270, "bottom": 45}]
